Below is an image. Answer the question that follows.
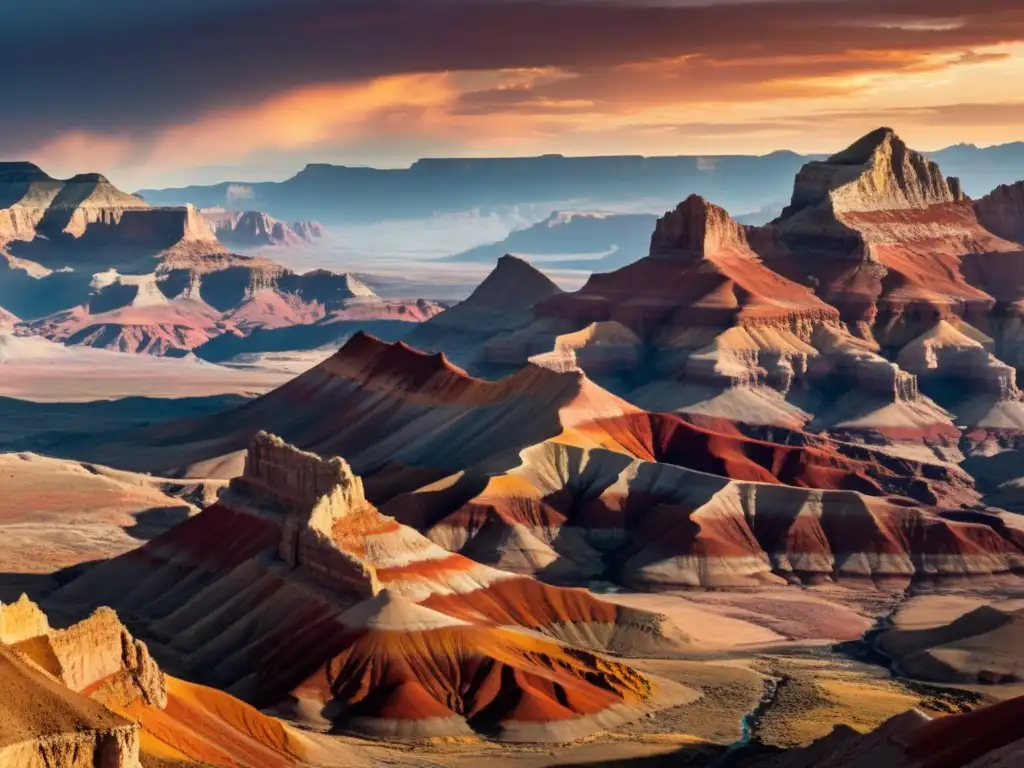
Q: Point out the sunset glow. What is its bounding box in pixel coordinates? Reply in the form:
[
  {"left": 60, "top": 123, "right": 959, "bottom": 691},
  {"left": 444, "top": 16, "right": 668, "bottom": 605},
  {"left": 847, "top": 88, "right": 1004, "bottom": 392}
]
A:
[{"left": 4, "top": 0, "right": 1024, "bottom": 188}]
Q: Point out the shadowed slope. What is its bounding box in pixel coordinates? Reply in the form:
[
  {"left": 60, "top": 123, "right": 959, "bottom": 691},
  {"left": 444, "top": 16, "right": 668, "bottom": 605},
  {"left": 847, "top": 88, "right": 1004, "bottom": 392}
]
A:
[
  {"left": 0, "top": 596, "right": 317, "bottom": 768},
  {"left": 93, "top": 331, "right": 639, "bottom": 477}
]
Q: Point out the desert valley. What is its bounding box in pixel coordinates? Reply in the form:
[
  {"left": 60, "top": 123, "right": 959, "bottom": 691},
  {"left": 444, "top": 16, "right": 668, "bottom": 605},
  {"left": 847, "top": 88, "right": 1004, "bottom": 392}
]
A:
[{"left": 2, "top": 123, "right": 1024, "bottom": 768}]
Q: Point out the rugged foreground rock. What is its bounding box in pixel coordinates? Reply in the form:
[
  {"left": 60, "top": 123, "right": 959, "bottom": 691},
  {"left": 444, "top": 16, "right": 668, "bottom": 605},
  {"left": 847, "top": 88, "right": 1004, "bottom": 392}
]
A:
[{"left": 0, "top": 594, "right": 318, "bottom": 767}]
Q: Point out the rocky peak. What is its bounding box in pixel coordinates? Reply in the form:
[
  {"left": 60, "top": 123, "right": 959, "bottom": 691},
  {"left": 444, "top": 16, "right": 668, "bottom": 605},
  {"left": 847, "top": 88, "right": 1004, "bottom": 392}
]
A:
[
  {"left": 202, "top": 208, "right": 323, "bottom": 246},
  {"left": 289, "top": 219, "right": 324, "bottom": 239},
  {"left": 231, "top": 431, "right": 367, "bottom": 522},
  {"left": 650, "top": 194, "right": 750, "bottom": 258},
  {"left": 5, "top": 599, "right": 166, "bottom": 709},
  {"left": 782, "top": 127, "right": 963, "bottom": 218},
  {"left": 65, "top": 172, "right": 110, "bottom": 185},
  {"left": 0, "top": 593, "right": 51, "bottom": 643},
  {"left": 292, "top": 270, "right": 378, "bottom": 303},
  {"left": 975, "top": 181, "right": 1024, "bottom": 245},
  {"left": 0, "top": 161, "right": 54, "bottom": 184},
  {"left": 463, "top": 254, "right": 564, "bottom": 313}
]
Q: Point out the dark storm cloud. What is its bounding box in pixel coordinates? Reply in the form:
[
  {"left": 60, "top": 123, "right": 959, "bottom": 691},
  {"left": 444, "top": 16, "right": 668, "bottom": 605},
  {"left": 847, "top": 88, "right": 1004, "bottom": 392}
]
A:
[{"left": 1, "top": 0, "right": 1023, "bottom": 154}]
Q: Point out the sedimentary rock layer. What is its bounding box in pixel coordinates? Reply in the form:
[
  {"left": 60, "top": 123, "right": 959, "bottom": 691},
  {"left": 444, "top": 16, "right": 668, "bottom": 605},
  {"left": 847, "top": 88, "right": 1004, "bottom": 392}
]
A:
[{"left": 53, "top": 433, "right": 687, "bottom": 741}]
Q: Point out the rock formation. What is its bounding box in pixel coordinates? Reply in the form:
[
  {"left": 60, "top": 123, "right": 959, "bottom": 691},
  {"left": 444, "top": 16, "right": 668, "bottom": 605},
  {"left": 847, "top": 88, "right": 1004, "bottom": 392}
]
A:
[
  {"left": 14, "top": 607, "right": 167, "bottom": 708},
  {"left": 202, "top": 208, "right": 325, "bottom": 247},
  {"left": 0, "top": 644, "right": 142, "bottom": 768},
  {"left": 71, "top": 333, "right": 1024, "bottom": 591},
  {"left": 236, "top": 432, "right": 382, "bottom": 597},
  {"left": 52, "top": 431, "right": 688, "bottom": 741},
  {"left": 780, "top": 127, "right": 963, "bottom": 219},
  {"left": 406, "top": 253, "right": 565, "bottom": 367},
  {"left": 975, "top": 181, "right": 1024, "bottom": 245},
  {"left": 0, "top": 596, "right": 317, "bottom": 767},
  {"left": 412, "top": 128, "right": 1024, "bottom": 441}
]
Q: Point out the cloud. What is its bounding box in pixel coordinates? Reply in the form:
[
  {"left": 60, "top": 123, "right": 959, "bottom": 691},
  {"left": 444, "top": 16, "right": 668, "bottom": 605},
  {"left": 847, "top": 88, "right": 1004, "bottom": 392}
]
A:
[{"left": 5, "top": 0, "right": 1024, "bottom": 185}]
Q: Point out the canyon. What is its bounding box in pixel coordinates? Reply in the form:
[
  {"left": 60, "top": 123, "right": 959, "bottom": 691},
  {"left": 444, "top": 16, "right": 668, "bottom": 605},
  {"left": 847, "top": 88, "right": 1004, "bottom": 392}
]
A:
[
  {"left": 0, "top": 163, "right": 446, "bottom": 359},
  {"left": 5, "top": 127, "right": 1024, "bottom": 767}
]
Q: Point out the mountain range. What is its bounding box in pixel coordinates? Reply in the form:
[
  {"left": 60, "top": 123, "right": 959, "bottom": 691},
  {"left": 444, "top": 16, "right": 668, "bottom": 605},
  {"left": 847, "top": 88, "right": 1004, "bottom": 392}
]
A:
[{"left": 135, "top": 142, "right": 1024, "bottom": 226}]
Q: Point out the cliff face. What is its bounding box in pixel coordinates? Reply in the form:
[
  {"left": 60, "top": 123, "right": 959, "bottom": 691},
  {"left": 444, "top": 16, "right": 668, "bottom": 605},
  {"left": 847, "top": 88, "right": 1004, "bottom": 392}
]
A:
[
  {"left": 650, "top": 194, "right": 751, "bottom": 258},
  {"left": 202, "top": 208, "right": 324, "bottom": 247},
  {"left": 0, "top": 594, "right": 51, "bottom": 644},
  {"left": 0, "top": 599, "right": 160, "bottom": 768},
  {"left": 230, "top": 432, "right": 381, "bottom": 598},
  {"left": 975, "top": 181, "right": 1024, "bottom": 245},
  {"left": 0, "top": 163, "right": 217, "bottom": 250},
  {"left": 0, "top": 162, "right": 65, "bottom": 241},
  {"left": 781, "top": 127, "right": 963, "bottom": 220},
  {"left": 10, "top": 603, "right": 166, "bottom": 711}
]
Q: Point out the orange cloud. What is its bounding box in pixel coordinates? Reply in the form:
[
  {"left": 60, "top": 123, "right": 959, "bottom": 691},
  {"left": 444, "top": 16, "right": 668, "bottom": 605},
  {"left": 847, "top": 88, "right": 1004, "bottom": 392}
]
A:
[{"left": 147, "top": 74, "right": 460, "bottom": 166}]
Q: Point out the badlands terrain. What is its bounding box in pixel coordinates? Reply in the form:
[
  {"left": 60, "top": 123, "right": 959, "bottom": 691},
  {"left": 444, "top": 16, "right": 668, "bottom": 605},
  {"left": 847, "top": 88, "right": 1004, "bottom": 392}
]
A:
[{"left": 3, "top": 128, "right": 1024, "bottom": 767}]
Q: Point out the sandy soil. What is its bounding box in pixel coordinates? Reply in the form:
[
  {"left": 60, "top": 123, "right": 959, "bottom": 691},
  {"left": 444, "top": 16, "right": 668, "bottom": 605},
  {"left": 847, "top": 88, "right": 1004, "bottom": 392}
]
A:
[
  {"left": 0, "top": 358, "right": 291, "bottom": 402},
  {"left": 0, "top": 453, "right": 223, "bottom": 600},
  {"left": 890, "top": 592, "right": 1024, "bottom": 631},
  {"left": 605, "top": 587, "right": 879, "bottom": 652}
]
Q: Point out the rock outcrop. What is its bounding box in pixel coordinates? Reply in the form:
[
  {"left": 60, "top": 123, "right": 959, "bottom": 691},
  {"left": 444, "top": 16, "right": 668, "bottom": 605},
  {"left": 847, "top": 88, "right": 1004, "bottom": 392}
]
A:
[
  {"left": 0, "top": 601, "right": 156, "bottom": 768},
  {"left": 0, "top": 597, "right": 313, "bottom": 768},
  {"left": 0, "top": 644, "right": 142, "bottom": 768},
  {"left": 202, "top": 208, "right": 324, "bottom": 247},
  {"left": 14, "top": 607, "right": 167, "bottom": 709},
  {"left": 781, "top": 127, "right": 963, "bottom": 219},
  {"left": 0, "top": 594, "right": 51, "bottom": 644},
  {"left": 233, "top": 432, "right": 381, "bottom": 598},
  {"left": 975, "top": 181, "right": 1024, "bottom": 245},
  {"left": 0, "top": 162, "right": 68, "bottom": 242},
  {"left": 0, "top": 162, "right": 217, "bottom": 251},
  {"left": 650, "top": 194, "right": 752, "bottom": 257}
]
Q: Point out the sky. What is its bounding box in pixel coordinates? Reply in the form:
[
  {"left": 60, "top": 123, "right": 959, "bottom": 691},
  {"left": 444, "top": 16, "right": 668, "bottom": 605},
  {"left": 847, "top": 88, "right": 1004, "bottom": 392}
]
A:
[{"left": 2, "top": 0, "right": 1023, "bottom": 190}]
